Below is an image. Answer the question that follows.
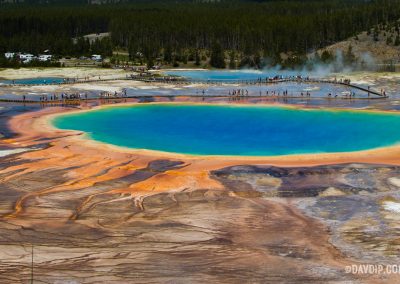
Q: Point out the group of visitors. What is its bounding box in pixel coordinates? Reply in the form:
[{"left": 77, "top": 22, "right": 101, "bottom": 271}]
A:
[
  {"left": 38, "top": 93, "right": 87, "bottom": 102},
  {"left": 229, "top": 89, "right": 249, "bottom": 96}
]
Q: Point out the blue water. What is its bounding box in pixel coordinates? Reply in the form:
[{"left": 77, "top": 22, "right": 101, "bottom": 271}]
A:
[
  {"left": 164, "top": 70, "right": 307, "bottom": 81},
  {"left": 53, "top": 104, "right": 400, "bottom": 156},
  {"left": 0, "top": 77, "right": 64, "bottom": 85}
]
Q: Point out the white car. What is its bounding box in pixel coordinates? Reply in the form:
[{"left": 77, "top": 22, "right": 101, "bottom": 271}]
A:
[
  {"left": 91, "top": 54, "right": 102, "bottom": 61},
  {"left": 39, "top": 55, "right": 52, "bottom": 61}
]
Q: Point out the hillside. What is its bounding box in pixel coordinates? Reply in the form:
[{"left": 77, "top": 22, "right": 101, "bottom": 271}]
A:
[{"left": 319, "top": 21, "right": 400, "bottom": 65}]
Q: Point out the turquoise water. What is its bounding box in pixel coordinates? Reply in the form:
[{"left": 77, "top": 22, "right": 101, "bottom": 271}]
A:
[
  {"left": 164, "top": 70, "right": 306, "bottom": 81},
  {"left": 0, "top": 77, "right": 64, "bottom": 85},
  {"left": 53, "top": 104, "right": 400, "bottom": 156}
]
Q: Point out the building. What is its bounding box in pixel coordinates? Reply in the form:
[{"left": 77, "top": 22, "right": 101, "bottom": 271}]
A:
[
  {"left": 19, "top": 53, "right": 35, "bottom": 63},
  {"left": 4, "top": 52, "right": 15, "bottom": 59}
]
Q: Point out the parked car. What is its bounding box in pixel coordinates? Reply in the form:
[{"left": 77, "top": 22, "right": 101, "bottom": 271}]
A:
[
  {"left": 38, "top": 54, "right": 53, "bottom": 61},
  {"left": 91, "top": 54, "right": 102, "bottom": 61}
]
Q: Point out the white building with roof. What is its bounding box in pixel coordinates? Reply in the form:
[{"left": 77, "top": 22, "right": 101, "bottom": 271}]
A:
[{"left": 4, "top": 52, "right": 15, "bottom": 59}]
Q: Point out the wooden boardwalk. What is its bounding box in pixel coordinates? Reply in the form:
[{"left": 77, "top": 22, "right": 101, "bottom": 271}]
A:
[
  {"left": 128, "top": 76, "right": 388, "bottom": 98},
  {"left": 0, "top": 93, "right": 388, "bottom": 105},
  {"left": 0, "top": 74, "right": 389, "bottom": 103}
]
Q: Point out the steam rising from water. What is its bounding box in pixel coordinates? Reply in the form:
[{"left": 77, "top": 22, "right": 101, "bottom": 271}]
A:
[{"left": 259, "top": 50, "right": 377, "bottom": 78}]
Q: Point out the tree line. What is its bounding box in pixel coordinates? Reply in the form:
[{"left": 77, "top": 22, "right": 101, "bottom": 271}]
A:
[{"left": 1, "top": 0, "right": 400, "bottom": 68}]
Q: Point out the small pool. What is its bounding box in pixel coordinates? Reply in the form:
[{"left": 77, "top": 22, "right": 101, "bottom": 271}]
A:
[
  {"left": 0, "top": 77, "right": 65, "bottom": 85},
  {"left": 53, "top": 104, "right": 400, "bottom": 156},
  {"left": 164, "top": 70, "right": 307, "bottom": 81}
]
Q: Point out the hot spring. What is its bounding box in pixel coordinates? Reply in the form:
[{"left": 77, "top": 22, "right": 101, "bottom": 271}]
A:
[
  {"left": 52, "top": 104, "right": 400, "bottom": 156},
  {"left": 164, "top": 70, "right": 305, "bottom": 81},
  {"left": 0, "top": 77, "right": 64, "bottom": 85}
]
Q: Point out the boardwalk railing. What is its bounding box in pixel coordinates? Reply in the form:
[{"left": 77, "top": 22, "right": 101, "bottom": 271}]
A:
[
  {"left": 128, "top": 76, "right": 388, "bottom": 98},
  {"left": 0, "top": 93, "right": 388, "bottom": 104},
  {"left": 0, "top": 75, "right": 388, "bottom": 101}
]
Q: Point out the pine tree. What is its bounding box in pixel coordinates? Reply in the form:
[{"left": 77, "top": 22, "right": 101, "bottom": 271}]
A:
[
  {"left": 395, "top": 35, "right": 400, "bottom": 46},
  {"left": 229, "top": 51, "right": 236, "bottom": 69},
  {"left": 195, "top": 49, "right": 201, "bottom": 66},
  {"left": 386, "top": 36, "right": 393, "bottom": 45},
  {"left": 210, "top": 41, "right": 225, "bottom": 69},
  {"left": 164, "top": 46, "right": 172, "bottom": 63},
  {"left": 146, "top": 57, "right": 154, "bottom": 69},
  {"left": 344, "top": 45, "right": 356, "bottom": 65}
]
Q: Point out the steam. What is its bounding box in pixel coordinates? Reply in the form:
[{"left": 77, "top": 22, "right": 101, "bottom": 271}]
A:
[
  {"left": 249, "top": 49, "right": 378, "bottom": 78},
  {"left": 301, "top": 50, "right": 377, "bottom": 77}
]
